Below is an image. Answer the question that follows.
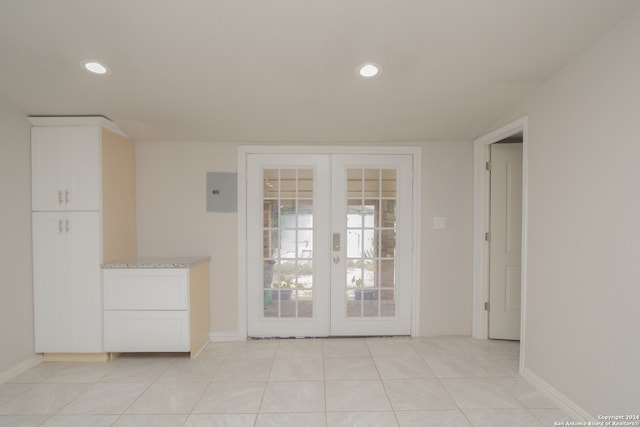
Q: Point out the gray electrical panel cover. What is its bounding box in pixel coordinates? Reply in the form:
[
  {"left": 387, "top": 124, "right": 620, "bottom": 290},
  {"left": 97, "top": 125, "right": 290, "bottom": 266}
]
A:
[{"left": 206, "top": 172, "right": 237, "bottom": 212}]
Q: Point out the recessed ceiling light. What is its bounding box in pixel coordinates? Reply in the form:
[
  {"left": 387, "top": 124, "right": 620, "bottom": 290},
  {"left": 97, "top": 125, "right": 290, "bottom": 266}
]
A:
[
  {"left": 358, "top": 63, "right": 381, "bottom": 78},
  {"left": 82, "top": 60, "right": 111, "bottom": 75}
]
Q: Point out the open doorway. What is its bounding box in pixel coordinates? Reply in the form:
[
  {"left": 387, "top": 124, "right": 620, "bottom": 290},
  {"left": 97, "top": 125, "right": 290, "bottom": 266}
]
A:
[{"left": 472, "top": 117, "right": 528, "bottom": 372}]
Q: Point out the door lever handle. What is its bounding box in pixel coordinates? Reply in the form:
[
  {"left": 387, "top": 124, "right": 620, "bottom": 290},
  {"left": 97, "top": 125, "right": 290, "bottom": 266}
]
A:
[{"left": 333, "top": 233, "right": 340, "bottom": 251}]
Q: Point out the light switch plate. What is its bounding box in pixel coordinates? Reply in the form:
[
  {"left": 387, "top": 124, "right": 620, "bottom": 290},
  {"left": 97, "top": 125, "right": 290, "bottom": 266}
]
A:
[{"left": 433, "top": 217, "right": 446, "bottom": 230}]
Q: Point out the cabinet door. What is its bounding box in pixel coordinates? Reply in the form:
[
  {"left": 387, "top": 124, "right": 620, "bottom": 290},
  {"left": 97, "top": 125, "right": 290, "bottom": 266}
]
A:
[
  {"left": 32, "top": 127, "right": 100, "bottom": 211},
  {"left": 33, "top": 212, "right": 102, "bottom": 352}
]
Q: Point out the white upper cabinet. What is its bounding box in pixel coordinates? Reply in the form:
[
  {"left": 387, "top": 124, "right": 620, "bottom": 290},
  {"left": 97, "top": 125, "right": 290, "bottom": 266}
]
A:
[{"left": 31, "top": 126, "right": 101, "bottom": 211}]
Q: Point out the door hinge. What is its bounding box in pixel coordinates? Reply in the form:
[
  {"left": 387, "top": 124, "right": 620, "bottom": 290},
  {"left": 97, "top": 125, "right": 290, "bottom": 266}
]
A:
[
  {"left": 485, "top": 161, "right": 492, "bottom": 171},
  {"left": 484, "top": 302, "right": 490, "bottom": 312},
  {"left": 485, "top": 232, "right": 491, "bottom": 241}
]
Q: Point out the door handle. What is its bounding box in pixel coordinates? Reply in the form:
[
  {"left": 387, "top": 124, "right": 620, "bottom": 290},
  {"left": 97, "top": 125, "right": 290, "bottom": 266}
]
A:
[
  {"left": 333, "top": 256, "right": 340, "bottom": 264},
  {"left": 58, "top": 219, "right": 64, "bottom": 233},
  {"left": 333, "top": 233, "right": 340, "bottom": 251},
  {"left": 64, "top": 190, "right": 69, "bottom": 204},
  {"left": 65, "top": 219, "right": 70, "bottom": 233},
  {"left": 58, "top": 191, "right": 63, "bottom": 205}
]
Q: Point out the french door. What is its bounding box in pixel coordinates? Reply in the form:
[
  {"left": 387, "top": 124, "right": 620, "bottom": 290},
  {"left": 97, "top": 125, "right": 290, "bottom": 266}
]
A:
[{"left": 246, "top": 153, "right": 413, "bottom": 337}]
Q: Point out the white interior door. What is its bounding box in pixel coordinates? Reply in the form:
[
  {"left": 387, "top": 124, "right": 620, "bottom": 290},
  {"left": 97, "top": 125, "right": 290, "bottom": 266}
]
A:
[
  {"left": 489, "top": 143, "right": 523, "bottom": 340},
  {"left": 246, "top": 153, "right": 413, "bottom": 337}
]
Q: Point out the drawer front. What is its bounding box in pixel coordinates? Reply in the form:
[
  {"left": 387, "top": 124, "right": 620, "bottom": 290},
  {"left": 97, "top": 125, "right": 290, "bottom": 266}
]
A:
[
  {"left": 104, "top": 311, "right": 189, "bottom": 352},
  {"left": 103, "top": 269, "right": 188, "bottom": 310}
]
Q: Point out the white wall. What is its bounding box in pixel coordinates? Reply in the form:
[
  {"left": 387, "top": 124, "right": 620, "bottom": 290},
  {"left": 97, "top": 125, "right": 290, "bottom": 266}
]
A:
[
  {"left": 0, "top": 101, "right": 35, "bottom": 372},
  {"left": 135, "top": 141, "right": 474, "bottom": 337},
  {"left": 420, "top": 141, "right": 474, "bottom": 335},
  {"left": 489, "top": 9, "right": 640, "bottom": 415},
  {"left": 135, "top": 142, "right": 239, "bottom": 334}
]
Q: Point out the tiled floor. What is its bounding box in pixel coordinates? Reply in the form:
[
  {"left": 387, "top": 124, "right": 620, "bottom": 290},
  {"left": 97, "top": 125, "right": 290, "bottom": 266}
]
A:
[{"left": 0, "top": 336, "right": 575, "bottom": 426}]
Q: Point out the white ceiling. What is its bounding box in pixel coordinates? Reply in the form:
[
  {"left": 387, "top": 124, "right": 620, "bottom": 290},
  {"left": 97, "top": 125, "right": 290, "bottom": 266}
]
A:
[{"left": 1, "top": 0, "right": 638, "bottom": 142}]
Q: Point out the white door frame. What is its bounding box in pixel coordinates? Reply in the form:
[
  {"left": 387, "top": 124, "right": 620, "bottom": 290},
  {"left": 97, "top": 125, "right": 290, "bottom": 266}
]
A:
[
  {"left": 472, "top": 117, "right": 528, "bottom": 373},
  {"left": 238, "top": 145, "right": 422, "bottom": 340}
]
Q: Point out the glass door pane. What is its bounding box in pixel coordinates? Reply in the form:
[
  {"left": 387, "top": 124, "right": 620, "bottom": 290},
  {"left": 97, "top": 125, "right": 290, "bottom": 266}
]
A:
[
  {"left": 345, "top": 168, "right": 397, "bottom": 318},
  {"left": 263, "top": 169, "right": 314, "bottom": 319}
]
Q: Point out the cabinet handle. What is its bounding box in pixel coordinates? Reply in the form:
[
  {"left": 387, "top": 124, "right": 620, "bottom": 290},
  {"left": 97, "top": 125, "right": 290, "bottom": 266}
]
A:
[
  {"left": 58, "top": 191, "right": 63, "bottom": 205},
  {"left": 65, "top": 190, "right": 69, "bottom": 204},
  {"left": 58, "top": 219, "right": 64, "bottom": 233},
  {"left": 65, "top": 219, "right": 70, "bottom": 233}
]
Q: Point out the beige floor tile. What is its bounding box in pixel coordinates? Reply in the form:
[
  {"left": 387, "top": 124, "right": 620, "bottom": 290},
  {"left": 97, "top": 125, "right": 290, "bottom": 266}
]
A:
[
  {"left": 44, "top": 363, "right": 114, "bottom": 383},
  {"left": 255, "top": 412, "right": 325, "bottom": 427},
  {"left": 40, "top": 414, "right": 119, "bottom": 427},
  {"left": 0, "top": 415, "right": 49, "bottom": 427},
  {"left": 324, "top": 357, "right": 379, "bottom": 380},
  {"left": 496, "top": 378, "right": 556, "bottom": 408},
  {"left": 326, "top": 411, "right": 398, "bottom": 427},
  {"left": 126, "top": 382, "right": 207, "bottom": 414},
  {"left": 213, "top": 358, "right": 273, "bottom": 381},
  {"left": 324, "top": 339, "right": 371, "bottom": 358},
  {"left": 227, "top": 341, "right": 279, "bottom": 360},
  {"left": 463, "top": 408, "right": 543, "bottom": 427},
  {"left": 5, "top": 363, "right": 70, "bottom": 384},
  {"left": 395, "top": 410, "right": 472, "bottom": 427},
  {"left": 157, "top": 356, "right": 220, "bottom": 382},
  {"left": 424, "top": 355, "right": 489, "bottom": 378},
  {"left": 440, "top": 378, "right": 522, "bottom": 409},
  {"left": 184, "top": 413, "right": 256, "bottom": 427},
  {"left": 528, "top": 408, "right": 577, "bottom": 426},
  {"left": 383, "top": 379, "right": 457, "bottom": 410},
  {"left": 0, "top": 337, "right": 581, "bottom": 426},
  {"left": 260, "top": 381, "right": 325, "bottom": 413},
  {"left": 0, "top": 383, "right": 91, "bottom": 415},
  {"left": 374, "top": 356, "right": 434, "bottom": 379},
  {"left": 269, "top": 358, "right": 324, "bottom": 381},
  {"left": 325, "top": 380, "right": 391, "bottom": 412},
  {"left": 275, "top": 340, "right": 324, "bottom": 358},
  {"left": 192, "top": 382, "right": 265, "bottom": 413},
  {"left": 367, "top": 338, "right": 419, "bottom": 358},
  {"left": 411, "top": 337, "right": 465, "bottom": 357},
  {"left": 112, "top": 414, "right": 188, "bottom": 427},
  {"left": 59, "top": 383, "right": 149, "bottom": 415},
  {"left": 0, "top": 384, "right": 34, "bottom": 406}
]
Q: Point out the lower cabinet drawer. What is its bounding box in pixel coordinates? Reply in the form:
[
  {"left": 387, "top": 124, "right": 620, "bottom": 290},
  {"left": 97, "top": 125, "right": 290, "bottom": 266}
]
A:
[
  {"left": 103, "top": 269, "right": 189, "bottom": 310},
  {"left": 104, "top": 311, "right": 189, "bottom": 352}
]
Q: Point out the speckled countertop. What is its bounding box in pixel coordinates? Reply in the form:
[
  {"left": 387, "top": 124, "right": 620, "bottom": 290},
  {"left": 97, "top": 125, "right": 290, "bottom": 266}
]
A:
[{"left": 102, "top": 256, "right": 210, "bottom": 269}]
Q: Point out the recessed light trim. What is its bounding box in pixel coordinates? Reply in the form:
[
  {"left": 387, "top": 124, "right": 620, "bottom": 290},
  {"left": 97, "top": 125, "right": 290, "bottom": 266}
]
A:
[
  {"left": 358, "top": 63, "right": 381, "bottom": 78},
  {"left": 82, "top": 60, "right": 111, "bottom": 75}
]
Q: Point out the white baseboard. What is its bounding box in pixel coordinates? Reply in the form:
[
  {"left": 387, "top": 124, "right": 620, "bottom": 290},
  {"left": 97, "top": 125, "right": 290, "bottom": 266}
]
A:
[
  {"left": 522, "top": 367, "right": 594, "bottom": 422},
  {"left": 0, "top": 355, "right": 43, "bottom": 384},
  {"left": 209, "top": 331, "right": 242, "bottom": 342}
]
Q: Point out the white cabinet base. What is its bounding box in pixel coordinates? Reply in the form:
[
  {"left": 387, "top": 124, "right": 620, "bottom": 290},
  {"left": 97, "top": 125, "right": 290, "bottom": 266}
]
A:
[
  {"left": 102, "top": 259, "right": 210, "bottom": 358},
  {"left": 43, "top": 353, "right": 112, "bottom": 362},
  {"left": 104, "top": 311, "right": 189, "bottom": 352}
]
